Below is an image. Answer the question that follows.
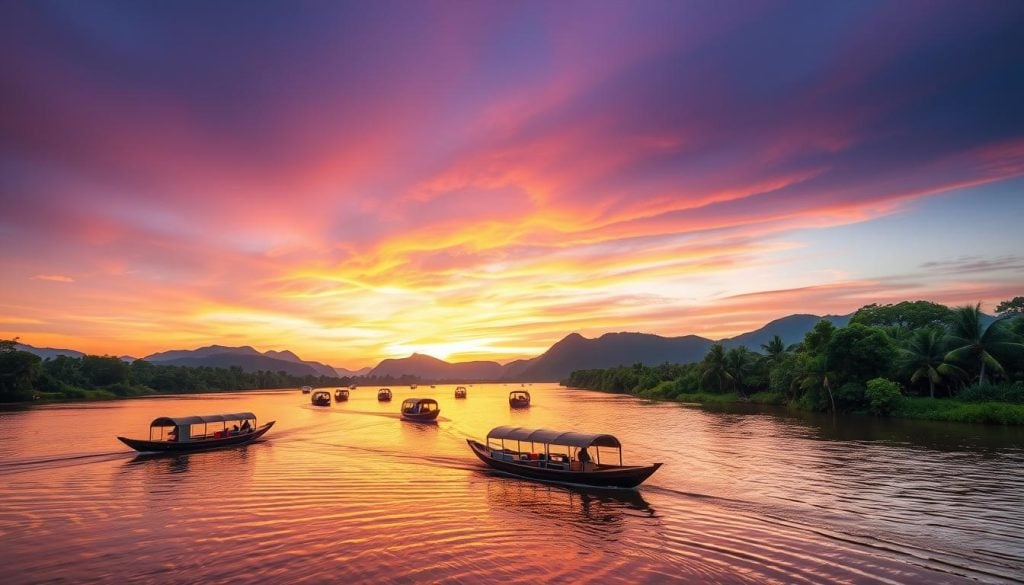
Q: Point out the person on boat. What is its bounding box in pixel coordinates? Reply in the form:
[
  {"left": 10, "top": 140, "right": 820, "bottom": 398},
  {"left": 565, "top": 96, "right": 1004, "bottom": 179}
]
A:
[
  {"left": 241, "top": 420, "right": 252, "bottom": 432},
  {"left": 232, "top": 424, "right": 240, "bottom": 435},
  {"left": 578, "top": 447, "right": 592, "bottom": 471},
  {"left": 167, "top": 427, "right": 178, "bottom": 442}
]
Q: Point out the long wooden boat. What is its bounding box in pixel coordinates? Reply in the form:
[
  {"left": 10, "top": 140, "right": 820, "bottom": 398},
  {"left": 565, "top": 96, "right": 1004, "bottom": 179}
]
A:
[
  {"left": 301, "top": 386, "right": 312, "bottom": 394},
  {"left": 508, "top": 390, "right": 531, "bottom": 408},
  {"left": 378, "top": 388, "right": 393, "bottom": 401},
  {"left": 401, "top": 398, "right": 440, "bottom": 422},
  {"left": 467, "top": 426, "right": 662, "bottom": 489},
  {"left": 335, "top": 388, "right": 350, "bottom": 402},
  {"left": 454, "top": 386, "right": 467, "bottom": 399},
  {"left": 311, "top": 390, "right": 331, "bottom": 406},
  {"left": 117, "top": 412, "right": 274, "bottom": 453}
]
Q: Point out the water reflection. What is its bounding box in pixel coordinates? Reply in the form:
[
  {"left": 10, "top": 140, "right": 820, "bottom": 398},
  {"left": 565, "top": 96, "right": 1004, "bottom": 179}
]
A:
[
  {"left": 0, "top": 386, "right": 1020, "bottom": 584},
  {"left": 485, "top": 479, "right": 654, "bottom": 527}
]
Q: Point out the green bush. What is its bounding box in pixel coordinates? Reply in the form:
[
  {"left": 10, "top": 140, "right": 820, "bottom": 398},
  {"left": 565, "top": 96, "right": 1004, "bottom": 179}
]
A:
[
  {"left": 958, "top": 382, "right": 1024, "bottom": 404},
  {"left": 896, "top": 398, "right": 1024, "bottom": 425},
  {"left": 748, "top": 391, "right": 786, "bottom": 405},
  {"left": 866, "top": 378, "right": 902, "bottom": 416},
  {"left": 637, "top": 380, "right": 676, "bottom": 399},
  {"left": 836, "top": 382, "right": 867, "bottom": 412}
]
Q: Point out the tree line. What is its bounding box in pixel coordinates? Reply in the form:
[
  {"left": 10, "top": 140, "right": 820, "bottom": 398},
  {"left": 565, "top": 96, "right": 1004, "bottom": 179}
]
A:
[
  {"left": 0, "top": 341, "right": 423, "bottom": 403},
  {"left": 565, "top": 299, "right": 1024, "bottom": 417}
]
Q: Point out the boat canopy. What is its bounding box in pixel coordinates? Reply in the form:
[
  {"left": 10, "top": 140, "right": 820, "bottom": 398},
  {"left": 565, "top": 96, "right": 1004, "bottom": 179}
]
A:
[
  {"left": 487, "top": 426, "right": 621, "bottom": 449},
  {"left": 403, "top": 398, "right": 436, "bottom": 404},
  {"left": 149, "top": 412, "right": 256, "bottom": 427}
]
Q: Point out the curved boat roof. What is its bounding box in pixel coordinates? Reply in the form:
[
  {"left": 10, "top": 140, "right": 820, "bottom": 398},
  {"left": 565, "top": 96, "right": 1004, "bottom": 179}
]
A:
[
  {"left": 150, "top": 412, "right": 256, "bottom": 427},
  {"left": 402, "top": 397, "right": 437, "bottom": 403},
  {"left": 487, "top": 426, "right": 621, "bottom": 449},
  {"left": 509, "top": 390, "right": 530, "bottom": 397}
]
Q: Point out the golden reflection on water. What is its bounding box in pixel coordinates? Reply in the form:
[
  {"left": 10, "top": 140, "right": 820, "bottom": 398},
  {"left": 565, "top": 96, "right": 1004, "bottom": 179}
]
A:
[{"left": 1, "top": 385, "right": 1022, "bottom": 584}]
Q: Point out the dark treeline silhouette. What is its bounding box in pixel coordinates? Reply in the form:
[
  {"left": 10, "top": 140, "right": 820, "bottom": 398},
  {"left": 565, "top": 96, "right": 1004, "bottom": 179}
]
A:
[
  {"left": 565, "top": 300, "right": 1024, "bottom": 421},
  {"left": 0, "top": 340, "right": 425, "bottom": 402}
]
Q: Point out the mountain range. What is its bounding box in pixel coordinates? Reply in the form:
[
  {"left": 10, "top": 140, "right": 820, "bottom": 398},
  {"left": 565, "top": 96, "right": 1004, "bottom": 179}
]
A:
[{"left": 9, "top": 312, "right": 881, "bottom": 382}]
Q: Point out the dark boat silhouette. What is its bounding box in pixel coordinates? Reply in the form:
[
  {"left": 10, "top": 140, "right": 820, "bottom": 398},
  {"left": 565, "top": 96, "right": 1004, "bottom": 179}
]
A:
[
  {"left": 117, "top": 412, "right": 274, "bottom": 453},
  {"left": 467, "top": 426, "right": 662, "bottom": 489}
]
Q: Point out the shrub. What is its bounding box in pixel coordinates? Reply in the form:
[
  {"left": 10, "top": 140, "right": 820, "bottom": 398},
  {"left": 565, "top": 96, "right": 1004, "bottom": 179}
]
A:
[
  {"left": 637, "top": 380, "right": 676, "bottom": 399},
  {"left": 836, "top": 382, "right": 867, "bottom": 412},
  {"left": 866, "top": 378, "right": 902, "bottom": 416},
  {"left": 958, "top": 382, "right": 1024, "bottom": 404}
]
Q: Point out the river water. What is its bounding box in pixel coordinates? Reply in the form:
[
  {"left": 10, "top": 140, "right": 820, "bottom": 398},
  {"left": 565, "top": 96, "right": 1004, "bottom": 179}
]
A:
[{"left": 1, "top": 384, "right": 1021, "bottom": 584}]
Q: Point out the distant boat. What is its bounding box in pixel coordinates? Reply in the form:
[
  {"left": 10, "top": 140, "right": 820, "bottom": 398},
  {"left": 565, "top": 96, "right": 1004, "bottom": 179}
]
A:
[
  {"left": 454, "top": 386, "right": 467, "bottom": 399},
  {"left": 430, "top": 384, "right": 436, "bottom": 388},
  {"left": 509, "top": 390, "right": 531, "bottom": 408},
  {"left": 400, "top": 398, "right": 440, "bottom": 422},
  {"left": 410, "top": 384, "right": 418, "bottom": 389},
  {"left": 466, "top": 426, "right": 662, "bottom": 489},
  {"left": 334, "top": 388, "right": 350, "bottom": 402},
  {"left": 117, "top": 412, "right": 273, "bottom": 453},
  {"left": 349, "top": 384, "right": 356, "bottom": 390},
  {"left": 311, "top": 390, "right": 331, "bottom": 406},
  {"left": 378, "top": 388, "right": 393, "bottom": 401},
  {"left": 301, "top": 386, "right": 312, "bottom": 394}
]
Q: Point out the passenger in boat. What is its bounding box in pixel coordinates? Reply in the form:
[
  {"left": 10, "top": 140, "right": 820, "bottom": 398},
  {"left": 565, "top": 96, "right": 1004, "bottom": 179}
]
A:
[
  {"left": 578, "top": 447, "right": 592, "bottom": 471},
  {"left": 167, "top": 427, "right": 178, "bottom": 442},
  {"left": 231, "top": 424, "right": 240, "bottom": 435},
  {"left": 241, "top": 420, "right": 252, "bottom": 432}
]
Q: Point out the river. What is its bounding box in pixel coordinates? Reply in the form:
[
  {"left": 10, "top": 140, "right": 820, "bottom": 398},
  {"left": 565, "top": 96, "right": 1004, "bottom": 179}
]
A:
[{"left": 1, "top": 384, "right": 1021, "bottom": 584}]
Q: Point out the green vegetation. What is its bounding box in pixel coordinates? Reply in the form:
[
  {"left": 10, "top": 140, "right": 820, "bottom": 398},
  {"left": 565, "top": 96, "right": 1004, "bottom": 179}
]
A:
[
  {"left": 0, "top": 339, "right": 363, "bottom": 403},
  {"left": 565, "top": 299, "right": 1024, "bottom": 425}
]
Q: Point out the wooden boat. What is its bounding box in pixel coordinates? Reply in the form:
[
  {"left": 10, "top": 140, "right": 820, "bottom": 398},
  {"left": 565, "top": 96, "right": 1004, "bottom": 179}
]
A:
[
  {"left": 509, "top": 390, "right": 531, "bottom": 408},
  {"left": 400, "top": 398, "right": 440, "bottom": 422},
  {"left": 348, "top": 384, "right": 356, "bottom": 390},
  {"left": 335, "top": 388, "right": 350, "bottom": 402},
  {"left": 467, "top": 426, "right": 662, "bottom": 489},
  {"left": 117, "top": 412, "right": 274, "bottom": 453},
  {"left": 378, "top": 388, "right": 393, "bottom": 401},
  {"left": 454, "top": 386, "right": 467, "bottom": 399},
  {"left": 310, "top": 390, "right": 331, "bottom": 406},
  {"left": 301, "top": 385, "right": 312, "bottom": 394}
]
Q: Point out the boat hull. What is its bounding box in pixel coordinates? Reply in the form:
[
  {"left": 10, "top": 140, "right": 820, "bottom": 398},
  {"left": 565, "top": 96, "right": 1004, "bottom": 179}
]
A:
[
  {"left": 466, "top": 439, "right": 661, "bottom": 489},
  {"left": 117, "top": 422, "right": 275, "bottom": 453},
  {"left": 509, "top": 399, "right": 530, "bottom": 408},
  {"left": 401, "top": 410, "right": 440, "bottom": 422}
]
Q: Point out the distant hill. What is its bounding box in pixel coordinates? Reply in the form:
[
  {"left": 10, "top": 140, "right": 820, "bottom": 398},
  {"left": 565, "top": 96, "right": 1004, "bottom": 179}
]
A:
[
  {"left": 510, "top": 332, "right": 715, "bottom": 382},
  {"left": 368, "top": 353, "right": 505, "bottom": 381},
  {"left": 144, "top": 345, "right": 340, "bottom": 377},
  {"left": 151, "top": 354, "right": 322, "bottom": 376},
  {"left": 720, "top": 314, "right": 852, "bottom": 350},
  {"left": 15, "top": 343, "right": 84, "bottom": 360},
  {"left": 334, "top": 366, "right": 372, "bottom": 377}
]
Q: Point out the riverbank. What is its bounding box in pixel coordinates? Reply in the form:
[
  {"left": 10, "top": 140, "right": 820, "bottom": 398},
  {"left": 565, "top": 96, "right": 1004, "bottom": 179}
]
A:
[{"left": 659, "top": 391, "right": 1024, "bottom": 425}]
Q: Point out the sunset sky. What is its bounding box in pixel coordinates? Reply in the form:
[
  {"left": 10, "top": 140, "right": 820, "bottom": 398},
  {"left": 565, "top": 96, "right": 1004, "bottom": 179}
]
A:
[{"left": 2, "top": 1, "right": 1023, "bottom": 368}]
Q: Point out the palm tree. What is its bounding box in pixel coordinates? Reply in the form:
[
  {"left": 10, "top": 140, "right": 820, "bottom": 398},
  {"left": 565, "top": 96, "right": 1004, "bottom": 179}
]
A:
[
  {"left": 945, "top": 303, "right": 1023, "bottom": 386},
  {"left": 797, "top": 354, "right": 836, "bottom": 413},
  {"left": 761, "top": 335, "right": 786, "bottom": 360},
  {"left": 725, "top": 347, "right": 757, "bottom": 396},
  {"left": 700, "top": 344, "right": 733, "bottom": 392},
  {"left": 898, "top": 328, "right": 954, "bottom": 398}
]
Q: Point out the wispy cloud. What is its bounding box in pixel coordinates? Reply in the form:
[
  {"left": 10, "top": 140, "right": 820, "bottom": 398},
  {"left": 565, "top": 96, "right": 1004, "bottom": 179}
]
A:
[{"left": 33, "top": 274, "right": 74, "bottom": 283}]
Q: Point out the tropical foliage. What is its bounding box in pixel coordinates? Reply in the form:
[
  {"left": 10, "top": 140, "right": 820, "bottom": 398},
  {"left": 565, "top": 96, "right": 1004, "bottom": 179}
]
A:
[{"left": 566, "top": 298, "right": 1024, "bottom": 422}]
